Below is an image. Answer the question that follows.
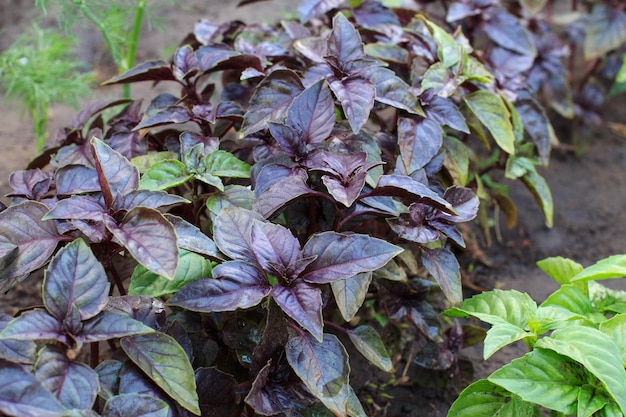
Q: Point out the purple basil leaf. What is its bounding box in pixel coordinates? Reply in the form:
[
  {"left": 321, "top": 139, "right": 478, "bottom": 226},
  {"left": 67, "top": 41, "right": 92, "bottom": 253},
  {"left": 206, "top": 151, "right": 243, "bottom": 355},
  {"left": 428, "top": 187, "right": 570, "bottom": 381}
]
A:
[
  {"left": 322, "top": 170, "right": 368, "bottom": 207},
  {"left": 330, "top": 271, "right": 372, "bottom": 322},
  {"left": 584, "top": 3, "right": 626, "bottom": 60},
  {"left": 397, "top": 117, "right": 443, "bottom": 174},
  {"left": 197, "top": 45, "right": 264, "bottom": 73},
  {"left": 78, "top": 310, "right": 155, "bottom": 343},
  {"left": 102, "top": 393, "right": 170, "bottom": 417},
  {"left": 245, "top": 361, "right": 281, "bottom": 415},
  {"left": 103, "top": 60, "right": 175, "bottom": 85},
  {"left": 250, "top": 221, "right": 302, "bottom": 276},
  {"left": 0, "top": 201, "right": 63, "bottom": 288},
  {"left": 293, "top": 37, "right": 329, "bottom": 63},
  {"left": 95, "top": 359, "right": 122, "bottom": 401},
  {"left": 104, "top": 207, "right": 178, "bottom": 279},
  {"left": 359, "top": 66, "right": 420, "bottom": 113},
  {"left": 328, "top": 13, "right": 365, "bottom": 68},
  {"left": 214, "top": 207, "right": 264, "bottom": 262},
  {"left": 387, "top": 215, "right": 440, "bottom": 244},
  {"left": 70, "top": 98, "right": 133, "bottom": 130},
  {"left": 299, "top": 0, "right": 345, "bottom": 23},
  {"left": 107, "top": 131, "right": 146, "bottom": 160},
  {"left": 430, "top": 220, "right": 465, "bottom": 247},
  {"left": 329, "top": 75, "right": 375, "bottom": 134},
  {"left": 287, "top": 79, "right": 336, "bottom": 144},
  {"left": 446, "top": 2, "right": 481, "bottom": 21},
  {"left": 515, "top": 89, "right": 551, "bottom": 165},
  {"left": 121, "top": 190, "right": 189, "bottom": 211},
  {"left": 352, "top": 0, "right": 400, "bottom": 27},
  {"left": 0, "top": 309, "right": 64, "bottom": 343},
  {"left": 120, "top": 333, "right": 200, "bottom": 415},
  {"left": 422, "top": 94, "right": 469, "bottom": 133},
  {"left": 169, "top": 261, "right": 270, "bottom": 312},
  {"left": 437, "top": 186, "right": 479, "bottom": 222},
  {"left": 241, "top": 70, "right": 305, "bottom": 135},
  {"left": 91, "top": 137, "right": 139, "bottom": 199},
  {"left": 43, "top": 195, "right": 106, "bottom": 221},
  {"left": 55, "top": 165, "right": 101, "bottom": 195},
  {"left": 0, "top": 359, "right": 67, "bottom": 417},
  {"left": 483, "top": 10, "right": 536, "bottom": 57},
  {"left": 250, "top": 300, "right": 288, "bottom": 375},
  {"left": 252, "top": 161, "right": 295, "bottom": 198},
  {"left": 134, "top": 106, "right": 192, "bottom": 131},
  {"left": 285, "top": 332, "right": 349, "bottom": 414},
  {"left": 34, "top": 345, "right": 99, "bottom": 410},
  {"left": 422, "top": 247, "right": 462, "bottom": 304},
  {"left": 7, "top": 169, "right": 51, "bottom": 200},
  {"left": 43, "top": 239, "right": 109, "bottom": 321},
  {"left": 268, "top": 122, "right": 307, "bottom": 158},
  {"left": 0, "top": 313, "right": 36, "bottom": 364},
  {"left": 195, "top": 368, "right": 240, "bottom": 417},
  {"left": 105, "top": 295, "right": 167, "bottom": 330},
  {"left": 253, "top": 169, "right": 314, "bottom": 218},
  {"left": 272, "top": 281, "right": 323, "bottom": 342},
  {"left": 282, "top": 20, "right": 311, "bottom": 40},
  {"left": 164, "top": 214, "right": 224, "bottom": 260},
  {"left": 173, "top": 45, "right": 199, "bottom": 81},
  {"left": 194, "top": 19, "right": 219, "bottom": 44},
  {"left": 302, "top": 231, "right": 403, "bottom": 283},
  {"left": 372, "top": 174, "right": 455, "bottom": 213}
]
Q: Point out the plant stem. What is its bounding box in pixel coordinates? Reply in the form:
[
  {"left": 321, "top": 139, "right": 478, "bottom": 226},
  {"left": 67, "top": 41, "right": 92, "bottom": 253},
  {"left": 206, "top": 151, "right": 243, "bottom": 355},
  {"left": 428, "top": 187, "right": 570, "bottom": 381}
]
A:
[
  {"left": 31, "top": 103, "right": 48, "bottom": 152},
  {"left": 71, "top": 1, "right": 123, "bottom": 68},
  {"left": 123, "top": 0, "right": 148, "bottom": 98}
]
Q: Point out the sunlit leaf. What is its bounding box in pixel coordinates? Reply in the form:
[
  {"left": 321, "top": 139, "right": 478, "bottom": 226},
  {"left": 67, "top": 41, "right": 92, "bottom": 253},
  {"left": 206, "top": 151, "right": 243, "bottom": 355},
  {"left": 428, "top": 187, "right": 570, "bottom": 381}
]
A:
[
  {"left": 139, "top": 160, "right": 192, "bottom": 191},
  {"left": 272, "top": 281, "right": 323, "bottom": 342},
  {"left": 331, "top": 272, "right": 372, "bottom": 322},
  {"left": 571, "top": 255, "right": 626, "bottom": 282},
  {"left": 329, "top": 76, "right": 375, "bottom": 134},
  {"left": 347, "top": 325, "right": 394, "bottom": 372},
  {"left": 463, "top": 90, "right": 515, "bottom": 155}
]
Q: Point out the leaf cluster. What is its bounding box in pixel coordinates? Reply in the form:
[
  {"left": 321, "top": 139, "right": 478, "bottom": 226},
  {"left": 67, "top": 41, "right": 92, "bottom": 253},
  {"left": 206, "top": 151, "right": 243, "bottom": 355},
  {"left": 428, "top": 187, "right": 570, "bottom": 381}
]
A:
[{"left": 447, "top": 255, "right": 626, "bottom": 416}]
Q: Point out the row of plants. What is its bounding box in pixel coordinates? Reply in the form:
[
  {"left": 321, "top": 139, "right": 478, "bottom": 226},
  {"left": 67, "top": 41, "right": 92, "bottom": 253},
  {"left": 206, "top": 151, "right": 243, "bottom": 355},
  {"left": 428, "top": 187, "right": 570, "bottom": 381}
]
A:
[{"left": 0, "top": 0, "right": 624, "bottom": 415}]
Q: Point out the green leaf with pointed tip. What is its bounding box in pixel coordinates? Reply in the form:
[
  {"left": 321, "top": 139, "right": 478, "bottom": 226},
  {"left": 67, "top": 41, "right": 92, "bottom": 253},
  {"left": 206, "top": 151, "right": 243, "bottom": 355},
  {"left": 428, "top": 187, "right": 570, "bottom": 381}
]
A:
[
  {"left": 44, "top": 239, "right": 110, "bottom": 321},
  {"left": 423, "top": 17, "right": 461, "bottom": 68},
  {"left": 600, "top": 314, "right": 626, "bottom": 365},
  {"left": 463, "top": 90, "right": 515, "bottom": 155},
  {"left": 571, "top": 255, "right": 626, "bottom": 282},
  {"left": 139, "top": 160, "right": 192, "bottom": 191},
  {"left": 537, "top": 256, "right": 584, "bottom": 285},
  {"left": 535, "top": 326, "right": 626, "bottom": 414},
  {"left": 578, "top": 385, "right": 610, "bottom": 417},
  {"left": 446, "top": 379, "right": 514, "bottom": 417},
  {"left": 103, "top": 393, "right": 170, "bottom": 417},
  {"left": 584, "top": 4, "right": 626, "bottom": 60},
  {"left": 0, "top": 358, "right": 67, "bottom": 417},
  {"left": 131, "top": 151, "right": 178, "bottom": 173},
  {"left": 331, "top": 272, "right": 372, "bottom": 322},
  {"left": 202, "top": 150, "right": 250, "bottom": 178},
  {"left": 286, "top": 333, "right": 350, "bottom": 417},
  {"left": 444, "top": 136, "right": 469, "bottom": 186},
  {"left": 129, "top": 249, "right": 213, "bottom": 298},
  {"left": 121, "top": 332, "right": 200, "bottom": 415},
  {"left": 540, "top": 284, "right": 593, "bottom": 316},
  {"left": 346, "top": 386, "right": 367, "bottom": 417},
  {"left": 488, "top": 348, "right": 584, "bottom": 415},
  {"left": 347, "top": 325, "right": 394, "bottom": 372},
  {"left": 521, "top": 168, "right": 553, "bottom": 228}
]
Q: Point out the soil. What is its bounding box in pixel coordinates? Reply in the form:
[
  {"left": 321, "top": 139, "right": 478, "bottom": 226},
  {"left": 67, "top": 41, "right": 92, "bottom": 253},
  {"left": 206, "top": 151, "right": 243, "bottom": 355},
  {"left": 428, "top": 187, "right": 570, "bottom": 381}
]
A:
[{"left": 1, "top": 1, "right": 625, "bottom": 416}]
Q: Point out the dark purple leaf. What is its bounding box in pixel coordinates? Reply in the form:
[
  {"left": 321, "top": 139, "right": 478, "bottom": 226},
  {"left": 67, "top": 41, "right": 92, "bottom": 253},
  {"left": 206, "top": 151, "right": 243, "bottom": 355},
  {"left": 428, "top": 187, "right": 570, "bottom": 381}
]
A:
[
  {"left": 372, "top": 174, "right": 454, "bottom": 213},
  {"left": 70, "top": 99, "right": 133, "bottom": 130},
  {"left": 285, "top": 333, "right": 349, "bottom": 415},
  {"left": 7, "top": 169, "right": 51, "bottom": 200},
  {"left": 397, "top": 117, "right": 443, "bottom": 174},
  {"left": 250, "top": 301, "right": 288, "bottom": 375},
  {"left": 91, "top": 137, "right": 139, "bottom": 199},
  {"left": 387, "top": 214, "right": 440, "bottom": 244},
  {"left": 79, "top": 310, "right": 155, "bottom": 343},
  {"left": 305, "top": 149, "right": 367, "bottom": 178},
  {"left": 272, "top": 281, "right": 323, "bottom": 342},
  {"left": 34, "top": 345, "right": 98, "bottom": 409},
  {"left": 104, "top": 207, "right": 178, "bottom": 279},
  {"left": 323, "top": 171, "right": 366, "bottom": 207},
  {"left": 164, "top": 214, "right": 224, "bottom": 260},
  {"left": 287, "top": 79, "right": 336, "bottom": 144},
  {"left": 365, "top": 43, "right": 410, "bottom": 65},
  {"left": 293, "top": 37, "right": 329, "bottom": 63},
  {"left": 0, "top": 309, "right": 64, "bottom": 343},
  {"left": 422, "top": 247, "right": 462, "bottom": 304},
  {"left": 329, "top": 76, "right": 375, "bottom": 134},
  {"left": 483, "top": 10, "right": 536, "bottom": 57},
  {"left": 299, "top": 0, "right": 345, "bottom": 23},
  {"left": 105, "top": 295, "right": 167, "bottom": 330},
  {"left": 103, "top": 60, "right": 175, "bottom": 85},
  {"left": 446, "top": 2, "right": 481, "bottom": 21},
  {"left": 253, "top": 169, "right": 314, "bottom": 218},
  {"left": 103, "top": 393, "right": 170, "bottom": 417},
  {"left": 95, "top": 360, "right": 122, "bottom": 401},
  {"left": 0, "top": 359, "right": 67, "bottom": 417},
  {"left": 422, "top": 94, "right": 469, "bottom": 133},
  {"left": 302, "top": 231, "right": 403, "bottom": 283},
  {"left": 251, "top": 222, "right": 302, "bottom": 275},
  {"left": 0, "top": 313, "right": 36, "bottom": 364},
  {"left": 439, "top": 186, "right": 479, "bottom": 223},
  {"left": 107, "top": 131, "right": 146, "bottom": 160},
  {"left": 328, "top": 13, "right": 365, "bottom": 68},
  {"left": 346, "top": 325, "right": 394, "bottom": 372},
  {"left": 245, "top": 361, "right": 281, "bottom": 415},
  {"left": 514, "top": 89, "right": 551, "bottom": 165},
  {"left": 352, "top": 0, "right": 400, "bottom": 27},
  {"left": 43, "top": 195, "right": 106, "bottom": 222},
  {"left": 213, "top": 207, "right": 264, "bottom": 262},
  {"left": 121, "top": 190, "right": 189, "bottom": 211},
  {"left": 197, "top": 45, "right": 264, "bottom": 73},
  {"left": 252, "top": 162, "right": 294, "bottom": 198},
  {"left": 430, "top": 220, "right": 465, "bottom": 247},
  {"left": 43, "top": 239, "right": 109, "bottom": 321},
  {"left": 169, "top": 261, "right": 270, "bottom": 312},
  {"left": 281, "top": 20, "right": 311, "bottom": 40},
  {"left": 173, "top": 45, "right": 199, "bottom": 81},
  {"left": 121, "top": 333, "right": 199, "bottom": 415},
  {"left": 360, "top": 66, "right": 419, "bottom": 113},
  {"left": 194, "top": 19, "right": 219, "bottom": 45},
  {"left": 55, "top": 165, "right": 101, "bottom": 195},
  {"left": 268, "top": 122, "right": 307, "bottom": 158},
  {"left": 242, "top": 70, "right": 304, "bottom": 135},
  {"left": 0, "top": 201, "right": 63, "bottom": 287},
  {"left": 330, "top": 271, "right": 372, "bottom": 322},
  {"left": 195, "top": 368, "right": 240, "bottom": 417},
  {"left": 584, "top": 3, "right": 626, "bottom": 60},
  {"left": 134, "top": 106, "right": 192, "bottom": 131}
]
